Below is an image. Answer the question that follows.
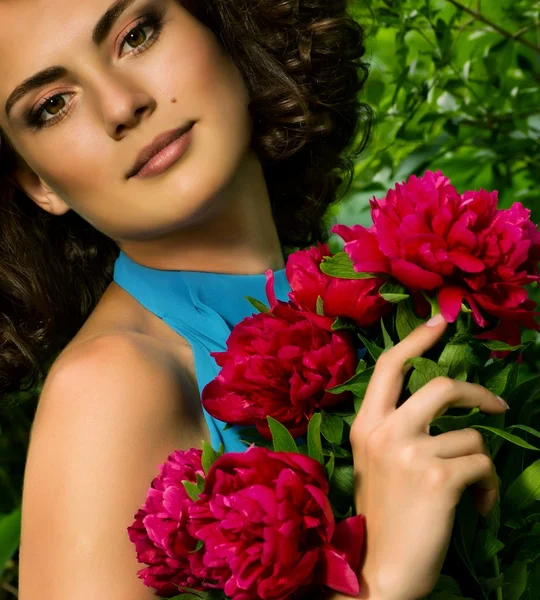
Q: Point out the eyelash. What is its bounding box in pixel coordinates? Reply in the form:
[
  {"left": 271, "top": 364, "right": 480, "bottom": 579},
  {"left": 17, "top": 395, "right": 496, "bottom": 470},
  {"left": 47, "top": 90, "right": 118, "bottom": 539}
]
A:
[{"left": 24, "top": 9, "right": 165, "bottom": 131}]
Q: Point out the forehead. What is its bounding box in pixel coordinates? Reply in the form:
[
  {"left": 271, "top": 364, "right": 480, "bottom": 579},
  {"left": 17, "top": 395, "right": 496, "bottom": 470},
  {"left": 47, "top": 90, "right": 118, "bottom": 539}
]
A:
[{"left": 0, "top": 0, "right": 118, "bottom": 114}]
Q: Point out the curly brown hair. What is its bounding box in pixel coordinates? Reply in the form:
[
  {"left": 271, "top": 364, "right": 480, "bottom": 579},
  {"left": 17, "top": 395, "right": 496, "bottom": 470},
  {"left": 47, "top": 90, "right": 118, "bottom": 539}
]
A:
[{"left": 0, "top": 0, "right": 372, "bottom": 401}]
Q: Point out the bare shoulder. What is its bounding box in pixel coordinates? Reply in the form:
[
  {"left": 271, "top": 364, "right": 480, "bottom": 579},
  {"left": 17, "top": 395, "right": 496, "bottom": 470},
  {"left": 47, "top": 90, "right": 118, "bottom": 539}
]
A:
[{"left": 19, "top": 331, "right": 209, "bottom": 600}]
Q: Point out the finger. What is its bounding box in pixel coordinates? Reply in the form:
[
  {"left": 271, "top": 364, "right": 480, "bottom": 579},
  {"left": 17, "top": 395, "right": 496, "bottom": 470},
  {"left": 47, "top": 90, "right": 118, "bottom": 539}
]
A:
[
  {"left": 426, "top": 428, "right": 487, "bottom": 459},
  {"left": 359, "top": 314, "right": 448, "bottom": 423},
  {"left": 391, "top": 377, "right": 508, "bottom": 437},
  {"left": 446, "top": 453, "right": 499, "bottom": 518}
]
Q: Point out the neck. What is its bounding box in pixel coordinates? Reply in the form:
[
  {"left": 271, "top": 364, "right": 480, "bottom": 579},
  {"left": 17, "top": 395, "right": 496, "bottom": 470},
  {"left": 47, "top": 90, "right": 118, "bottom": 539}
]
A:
[{"left": 118, "top": 149, "right": 286, "bottom": 275}]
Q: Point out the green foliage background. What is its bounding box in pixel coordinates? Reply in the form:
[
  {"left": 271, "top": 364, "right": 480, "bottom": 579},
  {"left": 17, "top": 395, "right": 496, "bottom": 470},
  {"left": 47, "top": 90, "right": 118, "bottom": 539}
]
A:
[{"left": 0, "top": 0, "right": 539, "bottom": 597}]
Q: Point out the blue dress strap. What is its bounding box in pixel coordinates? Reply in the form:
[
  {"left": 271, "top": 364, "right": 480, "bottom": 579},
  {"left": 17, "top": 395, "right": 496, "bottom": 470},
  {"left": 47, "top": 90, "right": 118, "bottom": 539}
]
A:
[{"left": 112, "top": 250, "right": 291, "bottom": 452}]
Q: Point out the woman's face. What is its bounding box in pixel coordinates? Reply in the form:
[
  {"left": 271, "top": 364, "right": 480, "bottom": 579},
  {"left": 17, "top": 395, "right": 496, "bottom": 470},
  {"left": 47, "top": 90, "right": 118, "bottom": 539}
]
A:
[{"left": 0, "top": 0, "right": 253, "bottom": 242}]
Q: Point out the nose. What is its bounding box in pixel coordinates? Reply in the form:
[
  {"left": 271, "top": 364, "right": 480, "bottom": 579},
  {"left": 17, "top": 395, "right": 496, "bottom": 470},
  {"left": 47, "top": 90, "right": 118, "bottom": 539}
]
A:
[{"left": 93, "top": 72, "right": 156, "bottom": 138}]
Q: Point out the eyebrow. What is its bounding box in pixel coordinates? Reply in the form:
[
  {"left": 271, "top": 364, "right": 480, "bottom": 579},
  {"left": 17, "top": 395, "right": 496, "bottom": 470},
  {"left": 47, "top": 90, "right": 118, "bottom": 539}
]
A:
[{"left": 5, "top": 0, "right": 140, "bottom": 120}]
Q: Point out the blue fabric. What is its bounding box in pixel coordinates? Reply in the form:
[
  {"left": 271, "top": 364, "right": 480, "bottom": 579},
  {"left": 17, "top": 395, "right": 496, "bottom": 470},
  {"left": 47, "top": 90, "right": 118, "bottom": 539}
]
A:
[{"left": 112, "top": 249, "right": 291, "bottom": 453}]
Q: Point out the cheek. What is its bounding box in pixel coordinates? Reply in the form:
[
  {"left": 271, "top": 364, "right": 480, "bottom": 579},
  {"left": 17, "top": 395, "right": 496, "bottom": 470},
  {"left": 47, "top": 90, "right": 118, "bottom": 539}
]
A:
[
  {"left": 151, "top": 24, "right": 248, "bottom": 116},
  {"left": 36, "top": 138, "right": 110, "bottom": 198}
]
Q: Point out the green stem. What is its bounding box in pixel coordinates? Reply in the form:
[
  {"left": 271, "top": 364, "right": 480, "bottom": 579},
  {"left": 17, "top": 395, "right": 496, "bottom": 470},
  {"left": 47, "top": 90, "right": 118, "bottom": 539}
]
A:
[
  {"left": 492, "top": 554, "right": 503, "bottom": 600},
  {"left": 445, "top": 0, "right": 539, "bottom": 52}
]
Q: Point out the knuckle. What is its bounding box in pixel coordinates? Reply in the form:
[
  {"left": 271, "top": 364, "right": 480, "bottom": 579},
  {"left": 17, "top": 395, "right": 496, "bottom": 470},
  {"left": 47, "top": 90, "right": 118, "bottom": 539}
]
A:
[
  {"left": 473, "top": 452, "right": 493, "bottom": 472},
  {"left": 423, "top": 463, "right": 450, "bottom": 489},
  {"left": 349, "top": 419, "right": 362, "bottom": 447},
  {"left": 398, "top": 442, "right": 422, "bottom": 467},
  {"left": 465, "top": 428, "right": 485, "bottom": 450},
  {"left": 365, "top": 427, "right": 391, "bottom": 457},
  {"left": 374, "top": 350, "right": 393, "bottom": 371},
  {"left": 430, "top": 376, "right": 457, "bottom": 396},
  {"left": 350, "top": 417, "right": 371, "bottom": 450}
]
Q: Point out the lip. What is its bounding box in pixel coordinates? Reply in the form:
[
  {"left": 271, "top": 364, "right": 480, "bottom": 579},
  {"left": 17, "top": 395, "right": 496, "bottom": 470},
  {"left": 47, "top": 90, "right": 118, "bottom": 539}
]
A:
[{"left": 127, "top": 121, "right": 195, "bottom": 179}]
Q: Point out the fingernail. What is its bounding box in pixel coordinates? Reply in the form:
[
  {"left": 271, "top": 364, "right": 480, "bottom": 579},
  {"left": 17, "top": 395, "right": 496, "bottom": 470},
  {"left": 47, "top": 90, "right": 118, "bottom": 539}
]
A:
[
  {"left": 426, "top": 313, "right": 446, "bottom": 327},
  {"left": 497, "top": 396, "right": 510, "bottom": 410}
]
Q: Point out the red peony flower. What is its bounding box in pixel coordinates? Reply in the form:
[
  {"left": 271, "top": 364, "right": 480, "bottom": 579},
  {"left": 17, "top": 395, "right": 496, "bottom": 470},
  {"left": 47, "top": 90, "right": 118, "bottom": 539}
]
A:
[
  {"left": 127, "top": 449, "right": 207, "bottom": 596},
  {"left": 332, "top": 170, "right": 540, "bottom": 343},
  {"left": 201, "top": 274, "right": 357, "bottom": 438},
  {"left": 285, "top": 241, "right": 391, "bottom": 328},
  {"left": 187, "top": 446, "right": 365, "bottom": 600}
]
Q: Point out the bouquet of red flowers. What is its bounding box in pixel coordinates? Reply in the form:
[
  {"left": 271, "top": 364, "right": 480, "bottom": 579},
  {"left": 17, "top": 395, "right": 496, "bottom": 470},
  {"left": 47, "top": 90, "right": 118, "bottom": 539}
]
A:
[{"left": 129, "top": 171, "right": 540, "bottom": 600}]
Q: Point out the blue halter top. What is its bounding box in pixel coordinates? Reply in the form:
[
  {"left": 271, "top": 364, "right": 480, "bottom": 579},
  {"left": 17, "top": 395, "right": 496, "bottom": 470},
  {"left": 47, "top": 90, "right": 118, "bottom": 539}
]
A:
[{"left": 112, "top": 249, "right": 292, "bottom": 453}]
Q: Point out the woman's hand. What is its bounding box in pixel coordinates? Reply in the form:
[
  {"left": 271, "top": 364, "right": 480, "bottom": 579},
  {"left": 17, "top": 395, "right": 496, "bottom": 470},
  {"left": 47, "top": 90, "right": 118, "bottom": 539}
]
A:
[{"left": 349, "top": 314, "right": 508, "bottom": 600}]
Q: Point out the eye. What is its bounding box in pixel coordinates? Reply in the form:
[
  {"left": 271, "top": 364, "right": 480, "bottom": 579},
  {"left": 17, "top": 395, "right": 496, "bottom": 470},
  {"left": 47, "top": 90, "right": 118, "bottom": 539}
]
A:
[
  {"left": 118, "top": 15, "right": 162, "bottom": 57},
  {"left": 24, "top": 11, "right": 165, "bottom": 130},
  {"left": 26, "top": 92, "right": 73, "bottom": 129}
]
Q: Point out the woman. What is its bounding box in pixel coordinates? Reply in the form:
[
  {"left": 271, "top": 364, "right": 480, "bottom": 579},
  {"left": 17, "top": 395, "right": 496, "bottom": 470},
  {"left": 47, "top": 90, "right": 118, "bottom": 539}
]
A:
[{"left": 0, "top": 0, "right": 506, "bottom": 598}]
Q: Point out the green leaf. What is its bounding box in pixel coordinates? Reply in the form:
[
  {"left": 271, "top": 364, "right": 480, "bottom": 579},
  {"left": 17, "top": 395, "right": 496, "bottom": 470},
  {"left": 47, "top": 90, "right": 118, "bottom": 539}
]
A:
[
  {"left": 320, "top": 252, "right": 379, "bottom": 280},
  {"left": 341, "top": 413, "right": 356, "bottom": 427},
  {"left": 512, "top": 375, "right": 540, "bottom": 425},
  {"left": 330, "top": 464, "right": 354, "bottom": 496},
  {"left": 325, "top": 445, "right": 352, "bottom": 459},
  {"left": 501, "top": 560, "right": 528, "bottom": 600},
  {"left": 320, "top": 414, "right": 344, "bottom": 445},
  {"left": 486, "top": 497, "right": 500, "bottom": 536},
  {"left": 430, "top": 407, "right": 483, "bottom": 433},
  {"left": 379, "top": 280, "right": 409, "bottom": 303},
  {"left": 325, "top": 452, "right": 335, "bottom": 481},
  {"left": 502, "top": 361, "right": 520, "bottom": 401},
  {"left": 358, "top": 334, "right": 384, "bottom": 361},
  {"left": 471, "top": 425, "right": 540, "bottom": 451},
  {"left": 484, "top": 361, "right": 516, "bottom": 397},
  {"left": 355, "top": 359, "right": 367, "bottom": 373},
  {"left": 428, "top": 573, "right": 477, "bottom": 598},
  {"left": 331, "top": 317, "right": 358, "bottom": 332},
  {"left": 238, "top": 428, "right": 273, "bottom": 449},
  {"left": 182, "top": 480, "right": 201, "bottom": 502},
  {"left": 479, "top": 575, "right": 505, "bottom": 594},
  {"left": 504, "top": 459, "right": 540, "bottom": 511},
  {"left": 177, "top": 587, "right": 206, "bottom": 595},
  {"left": 515, "top": 534, "right": 540, "bottom": 564},
  {"left": 316, "top": 295, "right": 325, "bottom": 316},
  {"left": 524, "top": 560, "right": 540, "bottom": 600},
  {"left": 267, "top": 416, "right": 299, "bottom": 453},
  {"left": 380, "top": 318, "right": 394, "bottom": 349},
  {"left": 407, "top": 357, "right": 446, "bottom": 394},
  {"left": 438, "top": 344, "right": 468, "bottom": 379},
  {"left": 465, "top": 345, "right": 487, "bottom": 367},
  {"left": 244, "top": 296, "right": 270, "bottom": 314},
  {"left": 481, "top": 340, "right": 521, "bottom": 352},
  {"left": 471, "top": 529, "right": 505, "bottom": 565},
  {"left": 507, "top": 424, "right": 540, "bottom": 441},
  {"left": 307, "top": 413, "right": 324, "bottom": 465},
  {"left": 0, "top": 507, "right": 21, "bottom": 578},
  {"left": 452, "top": 487, "right": 487, "bottom": 598},
  {"left": 326, "top": 366, "right": 374, "bottom": 397},
  {"left": 396, "top": 302, "right": 424, "bottom": 341},
  {"left": 201, "top": 440, "right": 219, "bottom": 475},
  {"left": 188, "top": 539, "right": 204, "bottom": 554}
]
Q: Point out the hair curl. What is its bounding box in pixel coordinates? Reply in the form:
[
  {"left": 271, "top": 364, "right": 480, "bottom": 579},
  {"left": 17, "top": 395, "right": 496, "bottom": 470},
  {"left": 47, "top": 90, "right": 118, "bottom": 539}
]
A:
[{"left": 0, "top": 0, "right": 372, "bottom": 401}]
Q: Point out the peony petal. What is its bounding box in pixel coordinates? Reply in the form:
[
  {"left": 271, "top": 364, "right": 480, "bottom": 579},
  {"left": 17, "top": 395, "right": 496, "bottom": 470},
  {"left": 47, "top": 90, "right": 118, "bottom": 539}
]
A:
[
  {"left": 320, "top": 547, "right": 360, "bottom": 596},
  {"left": 476, "top": 320, "right": 522, "bottom": 347},
  {"left": 330, "top": 515, "right": 365, "bottom": 572},
  {"left": 438, "top": 286, "right": 465, "bottom": 323},
  {"left": 391, "top": 259, "right": 443, "bottom": 290},
  {"left": 265, "top": 270, "right": 278, "bottom": 309},
  {"left": 448, "top": 251, "right": 485, "bottom": 273}
]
